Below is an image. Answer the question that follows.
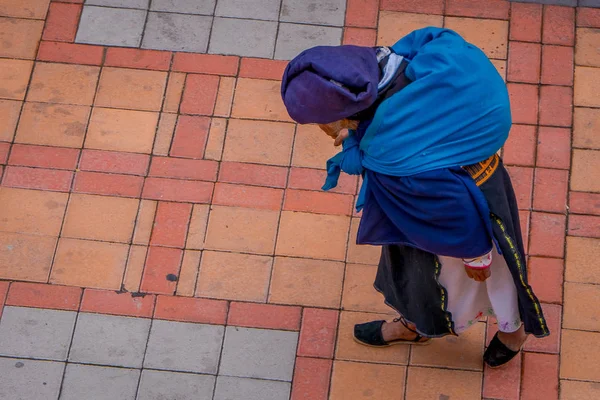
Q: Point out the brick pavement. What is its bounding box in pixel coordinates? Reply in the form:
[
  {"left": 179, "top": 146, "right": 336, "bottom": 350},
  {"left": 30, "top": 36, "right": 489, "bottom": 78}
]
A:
[{"left": 0, "top": 0, "right": 599, "bottom": 399}]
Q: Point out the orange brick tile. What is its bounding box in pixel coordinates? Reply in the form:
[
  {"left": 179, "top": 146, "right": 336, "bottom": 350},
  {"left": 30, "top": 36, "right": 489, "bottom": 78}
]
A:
[
  {"left": 149, "top": 157, "right": 217, "bottom": 182},
  {"left": 8, "top": 144, "right": 79, "bottom": 170},
  {"left": 162, "top": 72, "right": 185, "bottom": 113},
  {"left": 213, "top": 183, "right": 283, "bottom": 210},
  {"left": 528, "top": 257, "right": 564, "bottom": 304},
  {"left": 15, "top": 102, "right": 90, "bottom": 148},
  {"left": 0, "top": 232, "right": 56, "bottom": 281},
  {"left": 140, "top": 246, "right": 183, "bottom": 295},
  {"left": 0, "top": 142, "right": 9, "bottom": 164},
  {"left": 51, "top": 238, "right": 128, "bottom": 289},
  {"left": 445, "top": 17, "right": 509, "bottom": 59},
  {"left": 2, "top": 166, "right": 73, "bottom": 192},
  {"left": 569, "top": 214, "right": 600, "bottom": 238},
  {"left": 543, "top": 5, "right": 575, "bottom": 46},
  {"left": 122, "top": 245, "right": 147, "bottom": 292},
  {"left": 174, "top": 249, "right": 200, "bottom": 297},
  {"left": 219, "top": 162, "right": 288, "bottom": 188},
  {"left": 85, "top": 108, "right": 158, "bottom": 154},
  {"left": 521, "top": 353, "right": 559, "bottom": 400},
  {"left": 574, "top": 107, "right": 600, "bottom": 150},
  {"left": 37, "top": 41, "right": 104, "bottom": 65},
  {"left": 0, "top": 17, "right": 44, "bottom": 59},
  {"left": 104, "top": 48, "right": 171, "bottom": 71},
  {"left": 213, "top": 77, "right": 235, "bottom": 117},
  {"left": 269, "top": 257, "right": 344, "bottom": 308},
  {"left": 378, "top": 11, "right": 443, "bottom": 46},
  {"left": 288, "top": 167, "right": 356, "bottom": 195},
  {"left": 539, "top": 85, "right": 573, "bottom": 127},
  {"left": 42, "top": 2, "right": 80, "bottom": 42},
  {"left": 132, "top": 200, "right": 157, "bottom": 245},
  {"left": 446, "top": 0, "right": 509, "bottom": 19},
  {"left": 542, "top": 45, "right": 573, "bottom": 86},
  {"left": 204, "top": 206, "right": 279, "bottom": 255},
  {"left": 297, "top": 308, "right": 339, "bottom": 358},
  {"left": 345, "top": 0, "right": 378, "bottom": 27},
  {"left": 536, "top": 126, "right": 571, "bottom": 169},
  {"left": 149, "top": 202, "right": 191, "bottom": 248},
  {"left": 80, "top": 289, "right": 155, "bottom": 318},
  {"left": 330, "top": 361, "right": 406, "bottom": 400},
  {"left": 95, "top": 67, "right": 167, "bottom": 112},
  {"left": 153, "top": 113, "right": 177, "bottom": 156},
  {"left": 503, "top": 124, "right": 536, "bottom": 167},
  {"left": 506, "top": 166, "right": 533, "bottom": 209},
  {"left": 523, "top": 303, "right": 561, "bottom": 353},
  {"left": 196, "top": 251, "right": 272, "bottom": 302},
  {"left": 0, "top": 59, "right": 33, "bottom": 100},
  {"left": 342, "top": 27, "right": 377, "bottom": 46},
  {"left": 342, "top": 263, "right": 396, "bottom": 314},
  {"left": 577, "top": 7, "right": 600, "bottom": 28},
  {"left": 533, "top": 168, "right": 568, "bottom": 213},
  {"left": 336, "top": 311, "right": 409, "bottom": 364},
  {"left": 0, "top": 0, "right": 50, "bottom": 19},
  {"left": 169, "top": 115, "right": 211, "bottom": 159},
  {"left": 283, "top": 189, "right": 353, "bottom": 216},
  {"left": 0, "top": 187, "right": 68, "bottom": 236},
  {"left": 0, "top": 281, "right": 9, "bottom": 319},
  {"left": 231, "top": 78, "right": 292, "bottom": 122},
  {"left": 510, "top": 3, "right": 542, "bottom": 42},
  {"left": 79, "top": 150, "right": 149, "bottom": 176},
  {"left": 276, "top": 211, "right": 350, "bottom": 261},
  {"left": 290, "top": 357, "right": 332, "bottom": 400},
  {"left": 560, "top": 380, "right": 600, "bottom": 400},
  {"left": 347, "top": 218, "right": 382, "bottom": 264},
  {"left": 0, "top": 99, "right": 21, "bottom": 141},
  {"left": 27, "top": 62, "right": 99, "bottom": 105},
  {"left": 561, "top": 329, "right": 600, "bottom": 381},
  {"left": 180, "top": 74, "right": 219, "bottom": 116},
  {"left": 6, "top": 282, "right": 81, "bottom": 310},
  {"left": 569, "top": 191, "right": 600, "bottom": 216},
  {"left": 508, "top": 42, "right": 541, "bottom": 84},
  {"left": 204, "top": 117, "right": 226, "bottom": 160},
  {"left": 142, "top": 177, "right": 213, "bottom": 203},
  {"left": 292, "top": 124, "right": 339, "bottom": 169},
  {"left": 171, "top": 53, "right": 239, "bottom": 76},
  {"left": 483, "top": 354, "right": 522, "bottom": 400},
  {"left": 154, "top": 295, "right": 228, "bottom": 325},
  {"left": 507, "top": 83, "right": 539, "bottom": 125},
  {"left": 406, "top": 367, "right": 482, "bottom": 400},
  {"left": 73, "top": 171, "right": 144, "bottom": 198},
  {"left": 185, "top": 204, "right": 209, "bottom": 250},
  {"left": 529, "top": 212, "right": 566, "bottom": 258},
  {"left": 492, "top": 59, "right": 507, "bottom": 80},
  {"left": 227, "top": 302, "right": 302, "bottom": 331},
  {"left": 238, "top": 58, "right": 288, "bottom": 80},
  {"left": 563, "top": 282, "right": 600, "bottom": 331},
  {"left": 380, "top": 0, "right": 444, "bottom": 14},
  {"left": 62, "top": 194, "right": 139, "bottom": 243},
  {"left": 223, "top": 118, "right": 295, "bottom": 166},
  {"left": 575, "top": 66, "right": 600, "bottom": 108},
  {"left": 571, "top": 149, "right": 600, "bottom": 192}
]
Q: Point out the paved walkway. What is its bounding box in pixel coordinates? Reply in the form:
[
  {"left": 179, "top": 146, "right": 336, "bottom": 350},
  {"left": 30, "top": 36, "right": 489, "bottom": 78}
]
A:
[{"left": 0, "top": 0, "right": 599, "bottom": 399}]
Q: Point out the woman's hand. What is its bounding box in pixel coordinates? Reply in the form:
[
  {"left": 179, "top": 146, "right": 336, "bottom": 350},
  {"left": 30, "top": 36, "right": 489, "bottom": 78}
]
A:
[
  {"left": 464, "top": 266, "right": 491, "bottom": 282},
  {"left": 318, "top": 119, "right": 359, "bottom": 146}
]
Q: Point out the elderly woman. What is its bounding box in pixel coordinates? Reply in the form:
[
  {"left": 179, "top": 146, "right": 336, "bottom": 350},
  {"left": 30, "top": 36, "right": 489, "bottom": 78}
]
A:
[{"left": 280, "top": 27, "right": 548, "bottom": 368}]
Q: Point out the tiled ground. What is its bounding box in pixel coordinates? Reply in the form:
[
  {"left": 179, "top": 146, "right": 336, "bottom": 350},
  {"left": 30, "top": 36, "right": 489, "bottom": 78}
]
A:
[{"left": 0, "top": 0, "right": 599, "bottom": 399}]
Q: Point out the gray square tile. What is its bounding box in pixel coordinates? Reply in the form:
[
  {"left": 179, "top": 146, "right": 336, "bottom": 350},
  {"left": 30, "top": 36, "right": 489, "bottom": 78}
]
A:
[
  {"left": 280, "top": 0, "right": 346, "bottom": 26},
  {"left": 579, "top": 0, "right": 600, "bottom": 7},
  {"left": 76, "top": 6, "right": 147, "bottom": 47},
  {"left": 144, "top": 320, "right": 224, "bottom": 374},
  {"left": 0, "top": 358, "right": 64, "bottom": 400},
  {"left": 219, "top": 327, "right": 298, "bottom": 381},
  {"left": 215, "top": 0, "right": 281, "bottom": 21},
  {"left": 214, "top": 376, "right": 291, "bottom": 400},
  {"left": 274, "top": 23, "right": 342, "bottom": 60},
  {"left": 68, "top": 313, "right": 150, "bottom": 368},
  {"left": 85, "top": 0, "right": 149, "bottom": 9},
  {"left": 137, "top": 369, "right": 215, "bottom": 400},
  {"left": 151, "top": 0, "right": 216, "bottom": 14},
  {"left": 60, "top": 364, "right": 139, "bottom": 400},
  {"left": 0, "top": 306, "right": 76, "bottom": 361},
  {"left": 209, "top": 18, "right": 277, "bottom": 58},
  {"left": 141, "top": 12, "right": 212, "bottom": 52}
]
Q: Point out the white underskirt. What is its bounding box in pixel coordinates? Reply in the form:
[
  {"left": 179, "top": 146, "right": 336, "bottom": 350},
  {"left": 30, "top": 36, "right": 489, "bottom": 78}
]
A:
[{"left": 438, "top": 246, "right": 521, "bottom": 334}]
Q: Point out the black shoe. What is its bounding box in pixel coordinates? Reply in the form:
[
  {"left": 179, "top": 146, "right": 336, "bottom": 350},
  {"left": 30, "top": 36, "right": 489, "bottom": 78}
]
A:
[
  {"left": 353, "top": 317, "right": 431, "bottom": 347},
  {"left": 484, "top": 332, "right": 521, "bottom": 368}
]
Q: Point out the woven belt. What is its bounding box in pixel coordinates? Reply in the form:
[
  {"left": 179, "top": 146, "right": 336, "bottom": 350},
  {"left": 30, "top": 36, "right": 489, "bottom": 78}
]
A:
[{"left": 462, "top": 153, "right": 500, "bottom": 187}]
